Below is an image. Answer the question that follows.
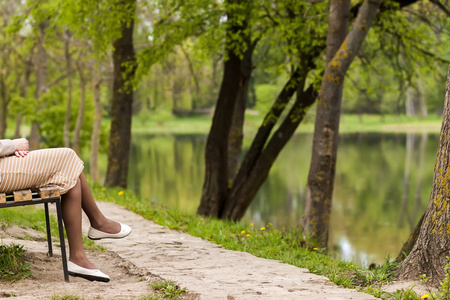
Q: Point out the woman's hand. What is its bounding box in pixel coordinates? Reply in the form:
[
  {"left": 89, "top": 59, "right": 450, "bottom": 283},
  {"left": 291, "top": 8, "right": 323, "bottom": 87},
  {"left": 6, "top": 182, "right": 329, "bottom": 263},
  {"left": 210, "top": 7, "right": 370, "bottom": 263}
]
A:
[{"left": 12, "top": 138, "right": 29, "bottom": 157}]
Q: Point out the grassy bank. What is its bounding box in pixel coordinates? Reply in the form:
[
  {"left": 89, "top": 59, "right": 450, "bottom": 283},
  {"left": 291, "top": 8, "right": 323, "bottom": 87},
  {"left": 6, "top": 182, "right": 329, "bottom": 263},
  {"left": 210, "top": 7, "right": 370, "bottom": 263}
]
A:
[
  {"left": 132, "top": 112, "right": 442, "bottom": 135},
  {"left": 4, "top": 113, "right": 442, "bottom": 139}
]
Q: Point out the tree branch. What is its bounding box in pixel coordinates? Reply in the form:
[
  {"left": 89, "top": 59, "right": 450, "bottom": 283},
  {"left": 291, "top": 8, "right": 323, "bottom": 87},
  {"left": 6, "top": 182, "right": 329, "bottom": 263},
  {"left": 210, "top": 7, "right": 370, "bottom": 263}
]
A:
[
  {"left": 429, "top": 0, "right": 450, "bottom": 17},
  {"left": 351, "top": 0, "right": 419, "bottom": 17}
]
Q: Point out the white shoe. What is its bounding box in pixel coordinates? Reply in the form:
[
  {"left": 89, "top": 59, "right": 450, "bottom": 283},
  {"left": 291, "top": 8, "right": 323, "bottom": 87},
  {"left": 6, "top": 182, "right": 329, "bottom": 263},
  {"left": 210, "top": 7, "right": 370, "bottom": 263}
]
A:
[
  {"left": 67, "top": 261, "right": 110, "bottom": 282},
  {"left": 88, "top": 223, "right": 132, "bottom": 240}
]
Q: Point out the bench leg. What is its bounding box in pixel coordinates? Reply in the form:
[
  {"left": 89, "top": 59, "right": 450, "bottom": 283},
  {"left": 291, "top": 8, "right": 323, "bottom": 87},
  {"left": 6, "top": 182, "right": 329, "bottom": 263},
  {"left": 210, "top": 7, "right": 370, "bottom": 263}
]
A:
[
  {"left": 44, "top": 203, "right": 53, "bottom": 257},
  {"left": 55, "top": 197, "right": 69, "bottom": 282}
]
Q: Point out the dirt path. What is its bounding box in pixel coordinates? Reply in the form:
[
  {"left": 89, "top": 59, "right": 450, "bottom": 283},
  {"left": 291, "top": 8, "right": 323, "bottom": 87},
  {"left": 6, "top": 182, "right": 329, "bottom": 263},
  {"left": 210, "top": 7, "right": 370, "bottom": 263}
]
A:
[{"left": 1, "top": 202, "right": 429, "bottom": 299}]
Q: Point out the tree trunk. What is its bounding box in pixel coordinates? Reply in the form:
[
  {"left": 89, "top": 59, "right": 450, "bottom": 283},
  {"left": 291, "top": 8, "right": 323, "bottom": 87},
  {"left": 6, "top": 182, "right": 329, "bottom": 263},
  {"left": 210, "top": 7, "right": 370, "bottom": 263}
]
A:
[
  {"left": 72, "top": 60, "right": 87, "bottom": 155},
  {"left": 30, "top": 22, "right": 47, "bottom": 150},
  {"left": 418, "top": 76, "right": 428, "bottom": 117},
  {"left": 219, "top": 67, "right": 305, "bottom": 218},
  {"left": 90, "top": 66, "right": 102, "bottom": 183},
  {"left": 64, "top": 30, "right": 73, "bottom": 148},
  {"left": 14, "top": 51, "right": 33, "bottom": 139},
  {"left": 0, "top": 73, "right": 7, "bottom": 139},
  {"left": 397, "top": 64, "right": 450, "bottom": 285},
  {"left": 180, "top": 46, "right": 200, "bottom": 109},
  {"left": 13, "top": 114, "right": 21, "bottom": 139},
  {"left": 303, "top": 0, "right": 381, "bottom": 248},
  {"left": 228, "top": 36, "right": 255, "bottom": 183},
  {"left": 225, "top": 83, "right": 317, "bottom": 220},
  {"left": 104, "top": 0, "right": 136, "bottom": 188},
  {"left": 197, "top": 0, "right": 249, "bottom": 217}
]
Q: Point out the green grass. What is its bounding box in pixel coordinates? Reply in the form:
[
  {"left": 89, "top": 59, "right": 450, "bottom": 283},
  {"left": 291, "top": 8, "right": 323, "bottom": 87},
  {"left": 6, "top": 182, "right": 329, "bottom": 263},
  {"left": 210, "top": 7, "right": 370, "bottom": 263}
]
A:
[
  {"left": 149, "top": 280, "right": 186, "bottom": 299},
  {"left": 0, "top": 206, "right": 53, "bottom": 234},
  {"left": 6, "top": 113, "right": 442, "bottom": 138},
  {"left": 0, "top": 243, "right": 32, "bottom": 281},
  {"left": 131, "top": 111, "right": 442, "bottom": 135},
  {"left": 338, "top": 114, "right": 443, "bottom": 133},
  {"left": 51, "top": 295, "right": 82, "bottom": 300},
  {"left": 0, "top": 206, "right": 106, "bottom": 252}
]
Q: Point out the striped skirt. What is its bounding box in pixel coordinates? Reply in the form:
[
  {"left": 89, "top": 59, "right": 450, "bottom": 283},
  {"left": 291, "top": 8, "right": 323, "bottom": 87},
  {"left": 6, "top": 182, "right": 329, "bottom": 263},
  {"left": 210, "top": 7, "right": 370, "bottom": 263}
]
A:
[{"left": 0, "top": 148, "right": 84, "bottom": 195}]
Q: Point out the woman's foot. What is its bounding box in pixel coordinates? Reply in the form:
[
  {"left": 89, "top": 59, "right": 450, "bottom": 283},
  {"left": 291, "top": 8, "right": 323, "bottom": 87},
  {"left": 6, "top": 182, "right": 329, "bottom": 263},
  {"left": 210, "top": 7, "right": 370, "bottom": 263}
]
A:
[
  {"left": 67, "top": 261, "right": 110, "bottom": 282},
  {"left": 88, "top": 222, "right": 132, "bottom": 240},
  {"left": 69, "top": 254, "right": 96, "bottom": 270},
  {"left": 90, "top": 219, "right": 121, "bottom": 234}
]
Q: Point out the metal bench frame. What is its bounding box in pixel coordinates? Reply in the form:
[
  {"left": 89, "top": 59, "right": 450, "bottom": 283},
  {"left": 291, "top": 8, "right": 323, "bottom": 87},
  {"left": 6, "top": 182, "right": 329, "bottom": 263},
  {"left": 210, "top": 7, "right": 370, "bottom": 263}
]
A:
[{"left": 0, "top": 189, "right": 69, "bottom": 282}]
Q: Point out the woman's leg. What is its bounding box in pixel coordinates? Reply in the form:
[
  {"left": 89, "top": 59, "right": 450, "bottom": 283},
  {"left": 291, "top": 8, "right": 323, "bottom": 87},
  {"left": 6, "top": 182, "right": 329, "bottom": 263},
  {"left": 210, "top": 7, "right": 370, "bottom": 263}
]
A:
[
  {"left": 61, "top": 178, "right": 96, "bottom": 269},
  {"left": 79, "top": 172, "right": 121, "bottom": 234}
]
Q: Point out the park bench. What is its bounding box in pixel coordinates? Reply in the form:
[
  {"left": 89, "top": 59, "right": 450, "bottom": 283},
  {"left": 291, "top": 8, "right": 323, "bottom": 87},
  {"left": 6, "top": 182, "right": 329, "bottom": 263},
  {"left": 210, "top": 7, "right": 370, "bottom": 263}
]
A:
[{"left": 0, "top": 186, "right": 69, "bottom": 282}]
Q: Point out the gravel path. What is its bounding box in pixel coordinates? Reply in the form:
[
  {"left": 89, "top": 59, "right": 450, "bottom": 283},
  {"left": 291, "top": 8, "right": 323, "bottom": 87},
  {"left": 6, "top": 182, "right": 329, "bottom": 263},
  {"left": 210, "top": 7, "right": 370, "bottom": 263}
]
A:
[{"left": 87, "top": 202, "right": 377, "bottom": 300}]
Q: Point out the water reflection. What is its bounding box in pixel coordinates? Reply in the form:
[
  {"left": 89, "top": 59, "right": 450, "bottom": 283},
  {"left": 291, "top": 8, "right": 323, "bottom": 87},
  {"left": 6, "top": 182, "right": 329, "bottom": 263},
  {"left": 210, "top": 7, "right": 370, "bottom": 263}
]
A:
[
  {"left": 128, "top": 135, "right": 206, "bottom": 212},
  {"left": 123, "top": 132, "right": 438, "bottom": 266}
]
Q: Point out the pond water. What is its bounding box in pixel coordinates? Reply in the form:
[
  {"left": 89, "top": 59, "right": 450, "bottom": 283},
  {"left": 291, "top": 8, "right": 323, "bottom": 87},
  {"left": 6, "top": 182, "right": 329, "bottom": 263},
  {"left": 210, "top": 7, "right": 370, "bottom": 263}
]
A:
[{"left": 123, "top": 132, "right": 438, "bottom": 267}]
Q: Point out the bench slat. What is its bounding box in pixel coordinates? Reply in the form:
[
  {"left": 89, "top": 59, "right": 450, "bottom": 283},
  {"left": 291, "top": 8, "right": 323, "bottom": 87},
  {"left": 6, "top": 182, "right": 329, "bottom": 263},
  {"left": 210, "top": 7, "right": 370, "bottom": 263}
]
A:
[
  {"left": 0, "top": 193, "right": 5, "bottom": 204},
  {"left": 13, "top": 189, "right": 32, "bottom": 202},
  {"left": 38, "top": 186, "right": 60, "bottom": 199}
]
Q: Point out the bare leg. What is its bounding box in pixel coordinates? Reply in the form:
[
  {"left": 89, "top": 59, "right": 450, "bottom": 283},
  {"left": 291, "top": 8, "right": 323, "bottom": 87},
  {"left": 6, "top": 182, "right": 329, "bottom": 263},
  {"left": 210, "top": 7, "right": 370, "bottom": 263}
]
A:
[
  {"left": 61, "top": 172, "right": 122, "bottom": 269},
  {"left": 79, "top": 172, "right": 120, "bottom": 234},
  {"left": 61, "top": 178, "right": 96, "bottom": 269}
]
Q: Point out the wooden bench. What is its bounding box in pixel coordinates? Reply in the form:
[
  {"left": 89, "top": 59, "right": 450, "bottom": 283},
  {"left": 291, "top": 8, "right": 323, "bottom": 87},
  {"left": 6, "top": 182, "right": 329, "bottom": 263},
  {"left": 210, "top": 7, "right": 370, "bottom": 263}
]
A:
[{"left": 0, "top": 186, "right": 69, "bottom": 282}]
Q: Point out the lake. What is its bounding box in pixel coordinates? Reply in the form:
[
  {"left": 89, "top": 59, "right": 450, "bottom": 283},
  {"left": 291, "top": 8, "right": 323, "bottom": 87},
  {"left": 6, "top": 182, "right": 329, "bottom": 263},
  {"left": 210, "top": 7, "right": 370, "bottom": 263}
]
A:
[{"left": 123, "top": 132, "right": 438, "bottom": 267}]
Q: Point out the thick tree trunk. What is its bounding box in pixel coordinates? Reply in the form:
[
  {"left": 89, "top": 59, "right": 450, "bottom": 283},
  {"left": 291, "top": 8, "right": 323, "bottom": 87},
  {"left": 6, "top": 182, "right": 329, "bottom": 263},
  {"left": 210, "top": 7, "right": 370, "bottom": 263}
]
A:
[
  {"left": 90, "top": 66, "right": 102, "bottom": 183},
  {"left": 64, "top": 31, "right": 73, "bottom": 148},
  {"left": 303, "top": 0, "right": 381, "bottom": 248},
  {"left": 398, "top": 65, "right": 450, "bottom": 285},
  {"left": 104, "top": 0, "right": 136, "bottom": 188},
  {"left": 72, "top": 60, "right": 86, "bottom": 155},
  {"left": 197, "top": 48, "right": 243, "bottom": 217},
  {"left": 197, "top": 0, "right": 248, "bottom": 217}
]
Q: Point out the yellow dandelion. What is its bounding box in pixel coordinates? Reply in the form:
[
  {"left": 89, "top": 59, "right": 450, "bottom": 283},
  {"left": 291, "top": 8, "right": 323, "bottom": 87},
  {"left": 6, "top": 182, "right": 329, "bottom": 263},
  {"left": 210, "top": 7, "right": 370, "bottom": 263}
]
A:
[
  {"left": 250, "top": 223, "right": 254, "bottom": 227},
  {"left": 241, "top": 231, "right": 246, "bottom": 234},
  {"left": 350, "top": 264, "right": 353, "bottom": 268},
  {"left": 421, "top": 295, "right": 429, "bottom": 299},
  {"left": 260, "top": 227, "right": 265, "bottom": 231},
  {"left": 246, "top": 234, "right": 251, "bottom": 237},
  {"left": 99, "top": 195, "right": 103, "bottom": 199},
  {"left": 118, "top": 191, "right": 124, "bottom": 196},
  {"left": 313, "top": 248, "right": 318, "bottom": 251},
  {"left": 101, "top": 187, "right": 106, "bottom": 191}
]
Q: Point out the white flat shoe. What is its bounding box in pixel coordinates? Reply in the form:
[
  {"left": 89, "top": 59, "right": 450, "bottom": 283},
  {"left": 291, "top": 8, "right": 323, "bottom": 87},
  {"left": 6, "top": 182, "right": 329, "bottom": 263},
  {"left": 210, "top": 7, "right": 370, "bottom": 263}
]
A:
[
  {"left": 88, "top": 223, "right": 132, "bottom": 240},
  {"left": 67, "top": 261, "right": 110, "bottom": 282}
]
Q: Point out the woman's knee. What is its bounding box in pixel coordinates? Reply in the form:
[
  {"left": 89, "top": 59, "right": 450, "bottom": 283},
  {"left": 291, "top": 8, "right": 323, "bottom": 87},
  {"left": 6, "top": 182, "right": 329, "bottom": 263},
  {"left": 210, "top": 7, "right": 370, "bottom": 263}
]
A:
[{"left": 61, "top": 148, "right": 80, "bottom": 159}]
